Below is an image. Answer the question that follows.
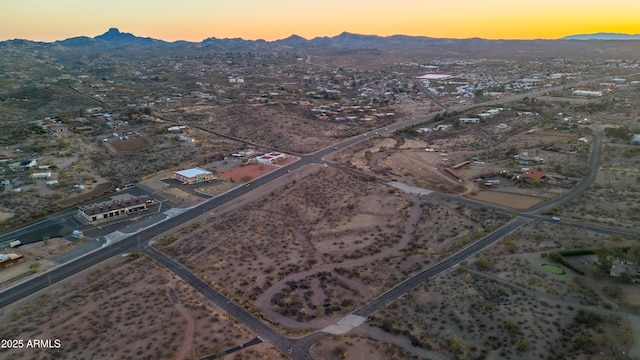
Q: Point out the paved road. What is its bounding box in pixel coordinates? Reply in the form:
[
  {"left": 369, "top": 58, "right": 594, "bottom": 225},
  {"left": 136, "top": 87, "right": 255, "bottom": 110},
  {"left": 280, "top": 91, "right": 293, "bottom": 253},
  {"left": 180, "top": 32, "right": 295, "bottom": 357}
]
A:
[
  {"left": 353, "top": 217, "right": 530, "bottom": 317},
  {"left": 416, "top": 80, "right": 448, "bottom": 111},
  {"left": 0, "top": 218, "right": 63, "bottom": 247}
]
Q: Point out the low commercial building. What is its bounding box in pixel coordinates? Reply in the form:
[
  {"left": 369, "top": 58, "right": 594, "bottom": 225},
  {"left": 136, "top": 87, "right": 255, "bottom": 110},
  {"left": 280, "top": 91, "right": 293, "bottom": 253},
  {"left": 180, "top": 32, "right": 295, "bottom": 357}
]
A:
[
  {"left": 32, "top": 171, "right": 52, "bottom": 179},
  {"left": 168, "top": 125, "right": 188, "bottom": 133},
  {"left": 0, "top": 253, "right": 24, "bottom": 269},
  {"left": 572, "top": 90, "right": 603, "bottom": 97},
  {"left": 256, "top": 152, "right": 287, "bottom": 164},
  {"left": 78, "top": 194, "right": 152, "bottom": 222},
  {"left": 174, "top": 167, "right": 214, "bottom": 184}
]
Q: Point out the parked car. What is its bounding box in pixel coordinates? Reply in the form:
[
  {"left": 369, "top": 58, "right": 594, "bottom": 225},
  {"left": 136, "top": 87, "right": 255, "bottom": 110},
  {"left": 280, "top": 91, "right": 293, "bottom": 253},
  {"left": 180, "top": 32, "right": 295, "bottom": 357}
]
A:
[{"left": 551, "top": 216, "right": 560, "bottom": 222}]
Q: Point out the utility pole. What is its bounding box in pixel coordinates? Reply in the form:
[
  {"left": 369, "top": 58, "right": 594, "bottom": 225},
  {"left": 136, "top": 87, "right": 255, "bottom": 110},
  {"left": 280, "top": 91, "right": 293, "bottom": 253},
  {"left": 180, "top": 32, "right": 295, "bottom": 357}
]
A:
[{"left": 48, "top": 274, "right": 55, "bottom": 311}]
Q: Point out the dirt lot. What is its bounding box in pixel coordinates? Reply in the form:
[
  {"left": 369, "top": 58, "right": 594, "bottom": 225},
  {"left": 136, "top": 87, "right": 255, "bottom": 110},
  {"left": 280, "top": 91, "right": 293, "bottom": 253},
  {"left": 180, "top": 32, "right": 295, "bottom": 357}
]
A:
[
  {"left": 0, "top": 255, "right": 282, "bottom": 360},
  {"left": 56, "top": 182, "right": 113, "bottom": 207},
  {"left": 468, "top": 190, "right": 545, "bottom": 210},
  {"left": 105, "top": 136, "right": 153, "bottom": 153},
  {"left": 218, "top": 163, "right": 279, "bottom": 183},
  {"left": 154, "top": 165, "right": 513, "bottom": 333},
  {"left": 335, "top": 138, "right": 463, "bottom": 192}
]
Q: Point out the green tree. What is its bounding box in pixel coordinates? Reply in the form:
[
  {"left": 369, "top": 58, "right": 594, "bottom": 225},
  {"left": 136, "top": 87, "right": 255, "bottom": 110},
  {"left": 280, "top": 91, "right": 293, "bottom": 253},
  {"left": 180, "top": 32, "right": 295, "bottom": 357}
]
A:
[
  {"left": 29, "top": 262, "right": 41, "bottom": 272},
  {"left": 595, "top": 247, "right": 614, "bottom": 274}
]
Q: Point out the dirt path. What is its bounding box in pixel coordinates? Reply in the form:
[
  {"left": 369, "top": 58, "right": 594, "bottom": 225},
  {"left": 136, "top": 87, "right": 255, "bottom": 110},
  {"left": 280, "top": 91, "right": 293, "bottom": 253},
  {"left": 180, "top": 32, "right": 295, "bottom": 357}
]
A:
[
  {"left": 167, "top": 278, "right": 196, "bottom": 360},
  {"left": 254, "top": 192, "right": 423, "bottom": 329}
]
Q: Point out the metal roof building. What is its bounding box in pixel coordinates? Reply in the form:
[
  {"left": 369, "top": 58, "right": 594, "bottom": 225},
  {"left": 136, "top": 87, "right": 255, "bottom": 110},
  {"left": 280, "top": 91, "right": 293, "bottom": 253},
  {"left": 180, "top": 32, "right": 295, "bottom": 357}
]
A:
[{"left": 174, "top": 167, "right": 214, "bottom": 184}]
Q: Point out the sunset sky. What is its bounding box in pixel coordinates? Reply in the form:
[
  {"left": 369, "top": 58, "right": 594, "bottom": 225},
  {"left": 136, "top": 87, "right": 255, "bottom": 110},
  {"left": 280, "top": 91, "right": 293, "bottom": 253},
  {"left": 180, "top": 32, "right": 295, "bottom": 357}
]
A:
[{"left": 2, "top": 0, "right": 640, "bottom": 42}]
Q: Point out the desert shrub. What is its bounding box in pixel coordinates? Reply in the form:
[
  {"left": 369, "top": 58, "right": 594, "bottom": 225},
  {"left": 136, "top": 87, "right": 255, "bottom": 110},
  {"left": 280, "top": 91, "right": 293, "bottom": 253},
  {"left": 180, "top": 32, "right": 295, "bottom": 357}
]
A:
[
  {"left": 504, "top": 320, "right": 519, "bottom": 333},
  {"left": 446, "top": 333, "right": 468, "bottom": 358},
  {"left": 475, "top": 257, "right": 492, "bottom": 271},
  {"left": 602, "top": 286, "right": 622, "bottom": 300},
  {"left": 515, "top": 338, "right": 530, "bottom": 352},
  {"left": 574, "top": 310, "right": 603, "bottom": 326},
  {"left": 504, "top": 239, "right": 518, "bottom": 253}
]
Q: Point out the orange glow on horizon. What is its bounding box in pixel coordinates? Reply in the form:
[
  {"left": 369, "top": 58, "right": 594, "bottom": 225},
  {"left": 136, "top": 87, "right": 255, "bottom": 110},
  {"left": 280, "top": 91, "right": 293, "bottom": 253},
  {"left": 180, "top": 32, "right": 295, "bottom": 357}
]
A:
[{"left": 2, "top": 1, "right": 640, "bottom": 42}]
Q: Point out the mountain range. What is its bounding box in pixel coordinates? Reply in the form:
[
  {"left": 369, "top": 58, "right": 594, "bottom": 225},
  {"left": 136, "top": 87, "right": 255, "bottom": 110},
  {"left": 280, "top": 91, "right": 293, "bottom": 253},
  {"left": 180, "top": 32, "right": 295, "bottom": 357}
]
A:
[
  {"left": 2, "top": 28, "right": 640, "bottom": 57},
  {"left": 561, "top": 33, "right": 640, "bottom": 40}
]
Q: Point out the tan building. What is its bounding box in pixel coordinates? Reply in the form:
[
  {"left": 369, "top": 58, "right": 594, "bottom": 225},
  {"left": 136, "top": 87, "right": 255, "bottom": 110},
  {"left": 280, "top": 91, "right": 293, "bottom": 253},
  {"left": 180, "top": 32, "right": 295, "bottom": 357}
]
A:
[{"left": 78, "top": 194, "right": 152, "bottom": 222}]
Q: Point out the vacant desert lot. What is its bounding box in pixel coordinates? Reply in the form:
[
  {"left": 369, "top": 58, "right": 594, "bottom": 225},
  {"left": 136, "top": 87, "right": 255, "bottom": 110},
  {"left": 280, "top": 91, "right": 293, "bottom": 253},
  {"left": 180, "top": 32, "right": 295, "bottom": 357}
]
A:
[
  {"left": 156, "top": 164, "right": 513, "bottom": 331},
  {"left": 560, "top": 140, "right": 640, "bottom": 229},
  {"left": 158, "top": 165, "right": 411, "bottom": 326},
  {"left": 0, "top": 255, "right": 280, "bottom": 360}
]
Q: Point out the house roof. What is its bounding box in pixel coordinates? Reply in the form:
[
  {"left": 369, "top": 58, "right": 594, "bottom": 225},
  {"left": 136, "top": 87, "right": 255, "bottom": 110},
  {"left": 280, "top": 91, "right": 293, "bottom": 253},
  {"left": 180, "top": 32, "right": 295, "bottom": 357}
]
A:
[
  {"left": 444, "top": 167, "right": 461, "bottom": 179},
  {"left": 521, "top": 170, "right": 545, "bottom": 181}
]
